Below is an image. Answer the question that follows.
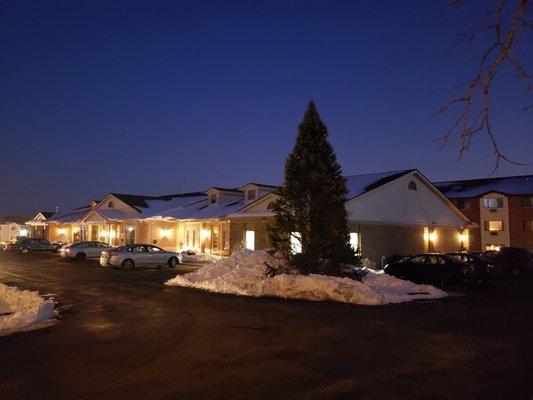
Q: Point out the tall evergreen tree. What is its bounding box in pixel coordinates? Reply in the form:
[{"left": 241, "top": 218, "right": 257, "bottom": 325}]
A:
[{"left": 268, "top": 101, "right": 355, "bottom": 275}]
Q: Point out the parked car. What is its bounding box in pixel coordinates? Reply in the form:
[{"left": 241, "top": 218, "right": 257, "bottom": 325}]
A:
[
  {"left": 493, "top": 247, "right": 532, "bottom": 278},
  {"left": 100, "top": 244, "right": 182, "bottom": 270},
  {"left": 60, "top": 241, "right": 112, "bottom": 261},
  {"left": 446, "top": 252, "right": 496, "bottom": 281},
  {"left": 384, "top": 253, "right": 481, "bottom": 285},
  {"left": 51, "top": 241, "right": 67, "bottom": 253},
  {"left": 4, "top": 238, "right": 56, "bottom": 253}
]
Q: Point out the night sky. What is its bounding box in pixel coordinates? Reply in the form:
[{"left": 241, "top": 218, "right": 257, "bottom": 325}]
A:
[{"left": 1, "top": 0, "right": 532, "bottom": 216}]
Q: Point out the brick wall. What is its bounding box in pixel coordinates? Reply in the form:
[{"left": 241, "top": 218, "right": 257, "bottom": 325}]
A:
[
  {"left": 451, "top": 197, "right": 481, "bottom": 251},
  {"left": 508, "top": 196, "right": 533, "bottom": 250}
]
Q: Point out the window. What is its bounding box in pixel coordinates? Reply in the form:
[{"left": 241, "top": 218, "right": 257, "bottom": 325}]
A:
[
  {"left": 131, "top": 245, "right": 145, "bottom": 252},
  {"left": 524, "top": 220, "right": 533, "bottom": 231},
  {"left": 125, "top": 226, "right": 135, "bottom": 245},
  {"left": 210, "top": 194, "right": 217, "bottom": 205},
  {"left": 410, "top": 256, "right": 426, "bottom": 264},
  {"left": 427, "top": 255, "right": 445, "bottom": 265},
  {"left": 483, "top": 198, "right": 503, "bottom": 208},
  {"left": 522, "top": 197, "right": 533, "bottom": 207},
  {"left": 349, "top": 232, "right": 359, "bottom": 253},
  {"left": 245, "top": 230, "right": 255, "bottom": 250},
  {"left": 485, "top": 244, "right": 502, "bottom": 251},
  {"left": 291, "top": 232, "right": 302, "bottom": 254},
  {"left": 456, "top": 198, "right": 470, "bottom": 210},
  {"left": 484, "top": 221, "right": 503, "bottom": 231},
  {"left": 108, "top": 201, "right": 114, "bottom": 208},
  {"left": 246, "top": 189, "right": 256, "bottom": 202},
  {"left": 408, "top": 181, "right": 417, "bottom": 191},
  {"left": 147, "top": 245, "right": 163, "bottom": 252}
]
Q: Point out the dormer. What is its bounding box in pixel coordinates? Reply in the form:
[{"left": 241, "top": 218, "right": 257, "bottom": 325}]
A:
[
  {"left": 241, "top": 183, "right": 278, "bottom": 204},
  {"left": 205, "top": 187, "right": 244, "bottom": 206},
  {"left": 206, "top": 188, "right": 220, "bottom": 206}
]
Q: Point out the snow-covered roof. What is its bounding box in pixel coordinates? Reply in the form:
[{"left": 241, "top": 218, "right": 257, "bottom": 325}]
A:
[
  {"left": 434, "top": 174, "right": 533, "bottom": 198},
  {"left": 148, "top": 198, "right": 246, "bottom": 221},
  {"left": 141, "top": 194, "right": 206, "bottom": 217},
  {"left": 344, "top": 170, "right": 415, "bottom": 199},
  {"left": 47, "top": 209, "right": 91, "bottom": 224}
]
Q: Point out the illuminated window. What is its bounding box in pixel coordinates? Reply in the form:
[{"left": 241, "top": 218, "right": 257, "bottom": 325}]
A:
[
  {"left": 483, "top": 198, "right": 503, "bottom": 208},
  {"left": 349, "top": 232, "right": 360, "bottom": 253},
  {"left": 245, "top": 230, "right": 255, "bottom": 250},
  {"left": 484, "top": 221, "right": 503, "bottom": 231},
  {"left": 408, "top": 181, "right": 417, "bottom": 191},
  {"left": 291, "top": 232, "right": 302, "bottom": 254},
  {"left": 485, "top": 244, "right": 502, "bottom": 251}
]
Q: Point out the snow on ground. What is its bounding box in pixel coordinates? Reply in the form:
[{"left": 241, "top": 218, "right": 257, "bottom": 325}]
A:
[
  {"left": 166, "top": 249, "right": 447, "bottom": 305},
  {"left": 0, "top": 283, "right": 55, "bottom": 335},
  {"left": 180, "top": 251, "right": 222, "bottom": 263}
]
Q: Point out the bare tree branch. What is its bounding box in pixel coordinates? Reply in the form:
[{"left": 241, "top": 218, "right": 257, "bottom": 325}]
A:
[{"left": 436, "top": 0, "right": 531, "bottom": 172}]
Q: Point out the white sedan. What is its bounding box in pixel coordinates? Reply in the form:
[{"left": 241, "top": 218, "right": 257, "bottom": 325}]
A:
[
  {"left": 60, "top": 241, "right": 112, "bottom": 260},
  {"left": 100, "top": 244, "right": 182, "bottom": 270}
]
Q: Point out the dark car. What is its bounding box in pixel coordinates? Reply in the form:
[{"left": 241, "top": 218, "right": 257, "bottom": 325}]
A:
[
  {"left": 384, "top": 253, "right": 481, "bottom": 285},
  {"left": 447, "top": 252, "right": 496, "bottom": 281},
  {"left": 4, "top": 238, "right": 56, "bottom": 253},
  {"left": 493, "top": 247, "right": 532, "bottom": 278}
]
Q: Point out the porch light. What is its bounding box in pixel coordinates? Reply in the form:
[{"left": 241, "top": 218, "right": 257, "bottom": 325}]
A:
[
  {"left": 159, "top": 229, "right": 172, "bottom": 238},
  {"left": 58, "top": 228, "right": 67, "bottom": 235},
  {"left": 200, "top": 229, "right": 211, "bottom": 240},
  {"left": 19, "top": 229, "right": 28, "bottom": 237},
  {"left": 423, "top": 231, "right": 437, "bottom": 242},
  {"left": 127, "top": 226, "right": 135, "bottom": 232},
  {"left": 457, "top": 232, "right": 468, "bottom": 243}
]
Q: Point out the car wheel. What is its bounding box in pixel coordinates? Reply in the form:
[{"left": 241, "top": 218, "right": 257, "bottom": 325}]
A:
[
  {"left": 168, "top": 257, "right": 179, "bottom": 268},
  {"left": 75, "top": 252, "right": 86, "bottom": 261},
  {"left": 121, "top": 259, "right": 134, "bottom": 271}
]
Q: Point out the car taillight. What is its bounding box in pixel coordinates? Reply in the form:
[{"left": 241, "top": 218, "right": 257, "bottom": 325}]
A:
[{"left": 109, "top": 252, "right": 118, "bottom": 257}]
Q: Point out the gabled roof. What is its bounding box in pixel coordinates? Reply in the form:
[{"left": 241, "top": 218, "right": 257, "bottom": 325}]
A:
[
  {"left": 240, "top": 182, "right": 279, "bottom": 191},
  {"left": 434, "top": 174, "right": 533, "bottom": 198},
  {"left": 38, "top": 211, "right": 55, "bottom": 219},
  {"left": 205, "top": 187, "right": 243, "bottom": 194},
  {"left": 344, "top": 170, "right": 415, "bottom": 199},
  {"left": 109, "top": 193, "right": 161, "bottom": 211}
]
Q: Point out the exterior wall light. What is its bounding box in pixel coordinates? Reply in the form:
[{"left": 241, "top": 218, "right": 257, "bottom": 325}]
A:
[{"left": 160, "top": 229, "right": 172, "bottom": 239}]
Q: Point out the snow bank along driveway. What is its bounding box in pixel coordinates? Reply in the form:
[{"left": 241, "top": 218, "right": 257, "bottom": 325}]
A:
[
  {"left": 166, "top": 250, "right": 447, "bottom": 305},
  {"left": 0, "top": 283, "right": 55, "bottom": 335}
]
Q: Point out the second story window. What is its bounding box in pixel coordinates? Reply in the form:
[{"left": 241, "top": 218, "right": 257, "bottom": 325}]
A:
[
  {"left": 483, "top": 198, "right": 503, "bottom": 209},
  {"left": 210, "top": 194, "right": 217, "bottom": 205},
  {"left": 457, "top": 198, "right": 469, "bottom": 210},
  {"left": 108, "top": 201, "right": 114, "bottom": 208},
  {"left": 524, "top": 220, "right": 533, "bottom": 231},
  {"left": 522, "top": 196, "right": 533, "bottom": 207},
  {"left": 484, "top": 220, "right": 503, "bottom": 232},
  {"left": 408, "top": 181, "right": 417, "bottom": 191}
]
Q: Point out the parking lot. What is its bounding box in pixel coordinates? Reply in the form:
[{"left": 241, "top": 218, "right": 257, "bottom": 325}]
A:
[{"left": 1, "top": 252, "right": 533, "bottom": 400}]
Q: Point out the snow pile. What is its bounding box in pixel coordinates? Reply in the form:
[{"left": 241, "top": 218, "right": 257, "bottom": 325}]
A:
[
  {"left": 180, "top": 251, "right": 221, "bottom": 263},
  {"left": 166, "top": 249, "right": 447, "bottom": 305},
  {"left": 0, "top": 283, "right": 55, "bottom": 335}
]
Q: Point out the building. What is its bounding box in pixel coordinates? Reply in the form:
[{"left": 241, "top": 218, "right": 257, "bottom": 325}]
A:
[
  {"left": 0, "top": 216, "right": 29, "bottom": 243},
  {"left": 434, "top": 174, "right": 533, "bottom": 252},
  {"left": 27, "top": 169, "right": 472, "bottom": 264},
  {"left": 25, "top": 211, "right": 56, "bottom": 239}
]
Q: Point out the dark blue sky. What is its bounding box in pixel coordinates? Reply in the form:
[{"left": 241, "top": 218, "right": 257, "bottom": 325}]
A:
[{"left": 1, "top": 0, "right": 532, "bottom": 216}]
